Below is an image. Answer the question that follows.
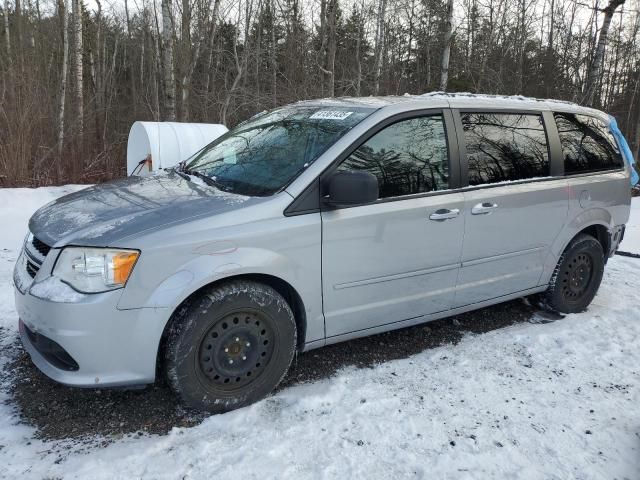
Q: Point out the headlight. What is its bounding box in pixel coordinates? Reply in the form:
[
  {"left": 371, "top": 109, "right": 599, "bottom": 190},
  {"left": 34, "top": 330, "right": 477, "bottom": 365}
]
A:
[{"left": 53, "top": 247, "right": 140, "bottom": 293}]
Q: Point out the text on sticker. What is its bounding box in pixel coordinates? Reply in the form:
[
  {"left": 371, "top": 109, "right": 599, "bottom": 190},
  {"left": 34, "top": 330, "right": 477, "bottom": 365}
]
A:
[{"left": 309, "top": 111, "right": 354, "bottom": 120}]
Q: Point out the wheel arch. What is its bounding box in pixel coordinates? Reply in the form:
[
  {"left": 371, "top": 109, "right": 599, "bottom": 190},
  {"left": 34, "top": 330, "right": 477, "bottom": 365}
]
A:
[
  {"left": 541, "top": 220, "right": 612, "bottom": 288},
  {"left": 556, "top": 222, "right": 611, "bottom": 263},
  {"left": 156, "top": 273, "right": 308, "bottom": 375},
  {"left": 576, "top": 224, "right": 611, "bottom": 258}
]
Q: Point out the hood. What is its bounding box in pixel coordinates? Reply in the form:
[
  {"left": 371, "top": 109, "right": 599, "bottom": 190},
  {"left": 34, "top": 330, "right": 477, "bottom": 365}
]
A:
[{"left": 29, "top": 172, "right": 263, "bottom": 247}]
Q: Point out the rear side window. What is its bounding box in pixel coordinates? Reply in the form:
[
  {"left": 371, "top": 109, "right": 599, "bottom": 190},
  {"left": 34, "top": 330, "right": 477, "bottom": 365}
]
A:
[
  {"left": 554, "top": 113, "right": 623, "bottom": 174},
  {"left": 337, "top": 115, "right": 449, "bottom": 198},
  {"left": 461, "top": 113, "right": 550, "bottom": 186}
]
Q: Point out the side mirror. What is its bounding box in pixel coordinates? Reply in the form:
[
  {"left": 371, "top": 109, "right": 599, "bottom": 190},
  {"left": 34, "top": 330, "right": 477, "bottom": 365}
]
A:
[{"left": 325, "top": 171, "right": 379, "bottom": 207}]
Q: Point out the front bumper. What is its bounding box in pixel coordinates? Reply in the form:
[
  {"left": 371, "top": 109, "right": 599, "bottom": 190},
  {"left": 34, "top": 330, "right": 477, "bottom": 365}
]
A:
[{"left": 14, "top": 282, "right": 170, "bottom": 387}]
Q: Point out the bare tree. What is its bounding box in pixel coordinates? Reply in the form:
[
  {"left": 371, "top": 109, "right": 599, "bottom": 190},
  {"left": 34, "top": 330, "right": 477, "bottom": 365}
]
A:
[
  {"left": 583, "top": 0, "right": 626, "bottom": 106},
  {"left": 161, "top": 0, "right": 176, "bottom": 120},
  {"left": 14, "top": 0, "right": 23, "bottom": 72},
  {"left": 270, "top": 0, "right": 277, "bottom": 105},
  {"left": 3, "top": 0, "right": 10, "bottom": 59},
  {"left": 354, "top": 0, "right": 364, "bottom": 96},
  {"left": 373, "top": 0, "right": 387, "bottom": 95},
  {"left": 221, "top": 0, "right": 253, "bottom": 124},
  {"left": 57, "top": 0, "right": 69, "bottom": 157},
  {"left": 439, "top": 0, "right": 454, "bottom": 91},
  {"left": 180, "top": 0, "right": 221, "bottom": 120},
  {"left": 4, "top": 0, "right": 640, "bottom": 188},
  {"left": 71, "top": 0, "right": 83, "bottom": 133},
  {"left": 324, "top": 0, "right": 337, "bottom": 96}
]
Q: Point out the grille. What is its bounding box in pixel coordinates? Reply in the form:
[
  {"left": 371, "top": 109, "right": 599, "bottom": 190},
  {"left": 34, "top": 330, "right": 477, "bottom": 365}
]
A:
[
  {"left": 31, "top": 237, "right": 51, "bottom": 257},
  {"left": 26, "top": 260, "right": 38, "bottom": 278},
  {"left": 24, "top": 235, "right": 51, "bottom": 279}
]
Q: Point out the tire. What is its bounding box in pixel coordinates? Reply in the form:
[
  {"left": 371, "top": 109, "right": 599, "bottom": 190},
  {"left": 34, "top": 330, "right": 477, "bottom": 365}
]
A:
[
  {"left": 164, "top": 280, "right": 297, "bottom": 412},
  {"left": 544, "top": 233, "right": 605, "bottom": 313}
]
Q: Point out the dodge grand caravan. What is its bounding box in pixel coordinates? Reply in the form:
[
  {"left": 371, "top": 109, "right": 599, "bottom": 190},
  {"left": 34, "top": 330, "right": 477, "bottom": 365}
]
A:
[{"left": 13, "top": 94, "right": 632, "bottom": 412}]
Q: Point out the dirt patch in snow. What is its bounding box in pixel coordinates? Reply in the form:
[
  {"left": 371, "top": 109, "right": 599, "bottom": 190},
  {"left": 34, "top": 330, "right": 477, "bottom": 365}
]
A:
[{"left": 4, "top": 298, "right": 537, "bottom": 442}]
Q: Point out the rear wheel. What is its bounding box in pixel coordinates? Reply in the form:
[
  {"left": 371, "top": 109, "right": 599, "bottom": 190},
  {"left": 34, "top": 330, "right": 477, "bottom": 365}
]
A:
[
  {"left": 545, "top": 234, "right": 604, "bottom": 313},
  {"left": 164, "top": 280, "right": 297, "bottom": 412}
]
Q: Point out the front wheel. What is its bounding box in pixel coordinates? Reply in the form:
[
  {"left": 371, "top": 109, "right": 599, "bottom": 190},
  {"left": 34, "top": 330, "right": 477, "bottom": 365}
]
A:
[
  {"left": 545, "top": 233, "right": 605, "bottom": 313},
  {"left": 164, "top": 280, "right": 297, "bottom": 412}
]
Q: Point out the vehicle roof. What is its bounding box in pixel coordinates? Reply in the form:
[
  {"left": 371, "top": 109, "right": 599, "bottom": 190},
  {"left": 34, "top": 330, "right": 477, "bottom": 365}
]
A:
[{"left": 296, "top": 92, "right": 609, "bottom": 120}]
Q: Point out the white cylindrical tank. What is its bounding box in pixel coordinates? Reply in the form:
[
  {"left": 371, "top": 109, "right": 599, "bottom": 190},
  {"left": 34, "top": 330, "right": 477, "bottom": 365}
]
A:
[{"left": 127, "top": 122, "right": 228, "bottom": 176}]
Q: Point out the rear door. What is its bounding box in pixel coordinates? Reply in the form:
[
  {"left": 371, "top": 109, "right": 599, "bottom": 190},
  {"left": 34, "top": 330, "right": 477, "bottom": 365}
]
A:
[
  {"left": 453, "top": 110, "right": 569, "bottom": 307},
  {"left": 321, "top": 111, "right": 465, "bottom": 338}
]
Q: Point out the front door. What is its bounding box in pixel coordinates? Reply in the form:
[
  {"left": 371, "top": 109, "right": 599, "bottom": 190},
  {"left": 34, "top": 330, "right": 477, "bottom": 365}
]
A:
[{"left": 321, "top": 113, "right": 465, "bottom": 338}]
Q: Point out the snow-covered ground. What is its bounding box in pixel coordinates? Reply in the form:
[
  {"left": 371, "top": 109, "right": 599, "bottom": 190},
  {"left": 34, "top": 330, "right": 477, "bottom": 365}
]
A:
[{"left": 0, "top": 187, "right": 639, "bottom": 479}]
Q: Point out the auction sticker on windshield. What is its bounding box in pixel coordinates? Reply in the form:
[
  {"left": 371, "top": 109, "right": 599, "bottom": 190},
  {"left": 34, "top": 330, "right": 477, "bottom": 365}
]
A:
[{"left": 309, "top": 111, "right": 353, "bottom": 120}]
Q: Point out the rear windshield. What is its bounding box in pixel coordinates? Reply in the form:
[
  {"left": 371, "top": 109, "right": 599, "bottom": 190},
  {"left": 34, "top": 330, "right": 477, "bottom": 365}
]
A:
[{"left": 185, "top": 106, "right": 373, "bottom": 196}]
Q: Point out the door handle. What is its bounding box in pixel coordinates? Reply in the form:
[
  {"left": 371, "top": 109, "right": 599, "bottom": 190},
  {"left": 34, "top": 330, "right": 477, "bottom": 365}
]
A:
[
  {"left": 429, "top": 208, "right": 460, "bottom": 221},
  {"left": 471, "top": 202, "right": 498, "bottom": 215}
]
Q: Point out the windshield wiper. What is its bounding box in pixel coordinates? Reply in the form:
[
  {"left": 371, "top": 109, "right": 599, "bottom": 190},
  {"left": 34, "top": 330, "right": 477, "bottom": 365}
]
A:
[
  {"left": 182, "top": 168, "right": 228, "bottom": 191},
  {"left": 174, "top": 169, "right": 191, "bottom": 181}
]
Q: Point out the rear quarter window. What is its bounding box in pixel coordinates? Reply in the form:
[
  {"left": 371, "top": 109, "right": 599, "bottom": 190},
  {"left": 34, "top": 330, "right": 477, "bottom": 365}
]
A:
[{"left": 553, "top": 113, "right": 623, "bottom": 174}]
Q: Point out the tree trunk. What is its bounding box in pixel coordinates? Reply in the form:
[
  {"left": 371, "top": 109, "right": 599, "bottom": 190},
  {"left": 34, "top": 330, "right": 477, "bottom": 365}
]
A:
[
  {"left": 57, "top": 0, "right": 69, "bottom": 157},
  {"left": 405, "top": 0, "right": 415, "bottom": 91},
  {"left": 318, "top": 0, "right": 327, "bottom": 97},
  {"left": 439, "top": 0, "right": 454, "bottom": 91},
  {"left": 15, "top": 0, "right": 25, "bottom": 75},
  {"left": 271, "top": 0, "right": 277, "bottom": 106},
  {"left": 161, "top": 0, "right": 176, "bottom": 120},
  {"left": 354, "top": 1, "right": 363, "bottom": 96},
  {"left": 203, "top": 0, "right": 222, "bottom": 96},
  {"left": 544, "top": 0, "right": 555, "bottom": 96},
  {"left": 152, "top": 21, "right": 161, "bottom": 121},
  {"left": 373, "top": 0, "right": 387, "bottom": 95},
  {"left": 125, "top": 0, "right": 137, "bottom": 118},
  {"left": 583, "top": 0, "right": 626, "bottom": 106},
  {"left": 178, "top": 0, "right": 190, "bottom": 120},
  {"left": 516, "top": 0, "right": 529, "bottom": 95},
  {"left": 3, "top": 0, "right": 10, "bottom": 60},
  {"left": 221, "top": 0, "right": 252, "bottom": 124},
  {"left": 72, "top": 0, "right": 83, "bottom": 134},
  {"left": 325, "top": 0, "right": 336, "bottom": 97},
  {"left": 255, "top": 0, "right": 262, "bottom": 103}
]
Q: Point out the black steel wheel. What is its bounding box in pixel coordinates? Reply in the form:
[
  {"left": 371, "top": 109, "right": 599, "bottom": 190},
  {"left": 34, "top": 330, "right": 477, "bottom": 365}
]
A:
[
  {"left": 164, "top": 280, "right": 297, "bottom": 412},
  {"left": 197, "top": 310, "right": 274, "bottom": 390},
  {"left": 559, "top": 253, "right": 593, "bottom": 301},
  {"left": 545, "top": 233, "right": 604, "bottom": 313}
]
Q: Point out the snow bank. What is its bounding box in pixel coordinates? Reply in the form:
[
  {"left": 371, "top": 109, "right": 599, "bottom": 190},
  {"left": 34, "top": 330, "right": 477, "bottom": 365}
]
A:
[
  {"left": 0, "top": 185, "right": 88, "bottom": 251},
  {"left": 623, "top": 198, "right": 640, "bottom": 253},
  {"left": 0, "top": 185, "right": 88, "bottom": 330},
  {"left": 0, "top": 189, "right": 639, "bottom": 479}
]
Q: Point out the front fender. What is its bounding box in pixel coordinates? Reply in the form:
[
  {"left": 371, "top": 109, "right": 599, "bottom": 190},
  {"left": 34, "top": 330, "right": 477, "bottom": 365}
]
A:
[
  {"left": 136, "top": 247, "right": 299, "bottom": 310},
  {"left": 117, "top": 239, "right": 324, "bottom": 346}
]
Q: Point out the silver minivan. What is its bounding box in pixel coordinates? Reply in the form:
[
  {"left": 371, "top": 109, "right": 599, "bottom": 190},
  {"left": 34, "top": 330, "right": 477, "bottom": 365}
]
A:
[{"left": 13, "top": 94, "right": 632, "bottom": 412}]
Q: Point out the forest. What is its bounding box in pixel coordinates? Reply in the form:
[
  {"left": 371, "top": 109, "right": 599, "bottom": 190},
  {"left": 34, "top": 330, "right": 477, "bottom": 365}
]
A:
[{"left": 0, "top": 0, "right": 636, "bottom": 186}]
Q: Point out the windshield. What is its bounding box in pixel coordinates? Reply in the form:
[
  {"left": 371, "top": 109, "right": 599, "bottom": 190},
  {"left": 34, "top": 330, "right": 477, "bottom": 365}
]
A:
[{"left": 184, "top": 106, "right": 374, "bottom": 196}]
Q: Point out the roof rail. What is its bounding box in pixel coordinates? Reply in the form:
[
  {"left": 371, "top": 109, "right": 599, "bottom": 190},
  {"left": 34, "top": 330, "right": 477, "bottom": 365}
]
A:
[{"left": 418, "top": 91, "right": 580, "bottom": 107}]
